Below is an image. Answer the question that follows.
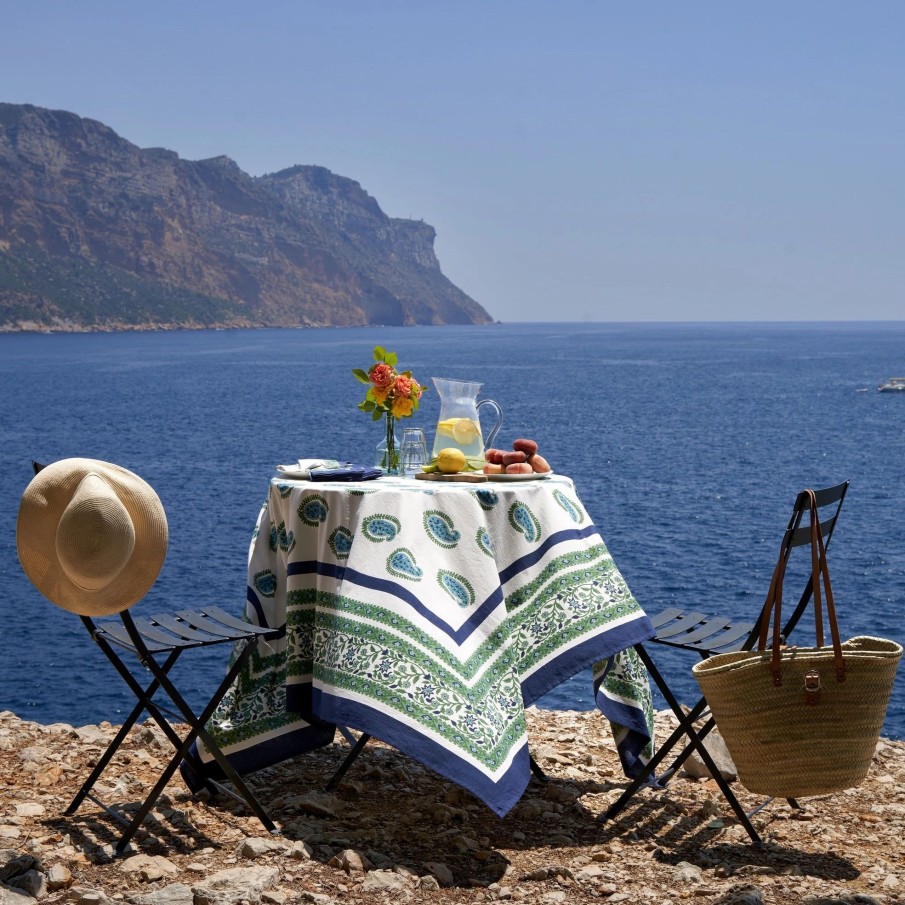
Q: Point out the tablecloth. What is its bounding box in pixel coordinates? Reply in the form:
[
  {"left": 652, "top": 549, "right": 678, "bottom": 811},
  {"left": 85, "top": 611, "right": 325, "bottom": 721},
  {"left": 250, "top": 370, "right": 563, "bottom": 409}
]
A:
[{"left": 194, "top": 474, "right": 654, "bottom": 815}]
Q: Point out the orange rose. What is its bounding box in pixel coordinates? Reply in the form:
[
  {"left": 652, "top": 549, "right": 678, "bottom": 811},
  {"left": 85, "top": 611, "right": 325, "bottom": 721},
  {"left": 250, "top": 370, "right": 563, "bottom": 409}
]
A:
[
  {"left": 369, "top": 362, "right": 396, "bottom": 390},
  {"left": 393, "top": 374, "right": 414, "bottom": 399}
]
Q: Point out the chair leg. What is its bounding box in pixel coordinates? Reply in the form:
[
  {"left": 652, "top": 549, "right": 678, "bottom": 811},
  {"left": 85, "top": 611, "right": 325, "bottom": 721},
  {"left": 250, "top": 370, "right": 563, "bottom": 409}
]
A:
[
  {"left": 325, "top": 732, "right": 371, "bottom": 792},
  {"left": 66, "top": 647, "right": 183, "bottom": 816},
  {"left": 73, "top": 637, "right": 276, "bottom": 854},
  {"left": 599, "top": 645, "right": 762, "bottom": 845},
  {"left": 131, "top": 640, "right": 278, "bottom": 839},
  {"left": 529, "top": 754, "right": 549, "bottom": 783}
]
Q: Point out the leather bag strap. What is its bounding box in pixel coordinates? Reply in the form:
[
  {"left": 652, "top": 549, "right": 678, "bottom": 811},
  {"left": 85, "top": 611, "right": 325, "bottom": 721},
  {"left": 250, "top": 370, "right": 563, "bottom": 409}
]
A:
[{"left": 759, "top": 489, "right": 846, "bottom": 686}]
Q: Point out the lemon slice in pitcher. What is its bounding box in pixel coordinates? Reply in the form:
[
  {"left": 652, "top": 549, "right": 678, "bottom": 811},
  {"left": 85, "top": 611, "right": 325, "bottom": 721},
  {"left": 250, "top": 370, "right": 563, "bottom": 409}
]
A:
[{"left": 452, "top": 418, "right": 480, "bottom": 445}]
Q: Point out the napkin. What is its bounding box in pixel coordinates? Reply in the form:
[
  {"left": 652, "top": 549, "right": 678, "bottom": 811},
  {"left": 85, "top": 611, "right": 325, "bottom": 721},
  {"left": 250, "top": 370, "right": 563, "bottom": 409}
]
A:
[
  {"left": 309, "top": 464, "right": 383, "bottom": 482},
  {"left": 275, "top": 458, "right": 340, "bottom": 478},
  {"left": 275, "top": 459, "right": 382, "bottom": 481}
]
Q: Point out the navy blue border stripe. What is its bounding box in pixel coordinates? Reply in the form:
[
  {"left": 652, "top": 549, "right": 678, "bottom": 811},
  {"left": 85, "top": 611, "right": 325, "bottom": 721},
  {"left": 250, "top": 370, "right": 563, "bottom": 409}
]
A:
[
  {"left": 520, "top": 614, "right": 654, "bottom": 705},
  {"left": 245, "top": 585, "right": 285, "bottom": 635},
  {"left": 287, "top": 560, "right": 505, "bottom": 644},
  {"left": 185, "top": 722, "right": 336, "bottom": 784},
  {"left": 311, "top": 689, "right": 531, "bottom": 817},
  {"left": 286, "top": 526, "right": 609, "bottom": 646},
  {"left": 497, "top": 524, "right": 602, "bottom": 585}
]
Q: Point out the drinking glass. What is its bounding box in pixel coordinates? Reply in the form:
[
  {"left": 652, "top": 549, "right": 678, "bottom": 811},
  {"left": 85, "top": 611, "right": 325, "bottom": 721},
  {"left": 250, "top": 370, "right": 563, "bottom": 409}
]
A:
[{"left": 400, "top": 427, "right": 429, "bottom": 477}]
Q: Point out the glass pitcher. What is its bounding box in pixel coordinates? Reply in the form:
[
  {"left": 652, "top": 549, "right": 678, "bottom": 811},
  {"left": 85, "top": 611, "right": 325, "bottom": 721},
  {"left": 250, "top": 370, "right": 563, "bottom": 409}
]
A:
[{"left": 431, "top": 377, "right": 503, "bottom": 459}]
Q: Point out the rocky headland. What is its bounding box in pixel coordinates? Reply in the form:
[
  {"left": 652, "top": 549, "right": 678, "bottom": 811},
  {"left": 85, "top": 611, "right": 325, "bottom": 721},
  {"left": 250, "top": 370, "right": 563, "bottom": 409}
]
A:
[
  {"left": 1, "top": 707, "right": 903, "bottom": 905},
  {"left": 0, "top": 103, "right": 492, "bottom": 332}
]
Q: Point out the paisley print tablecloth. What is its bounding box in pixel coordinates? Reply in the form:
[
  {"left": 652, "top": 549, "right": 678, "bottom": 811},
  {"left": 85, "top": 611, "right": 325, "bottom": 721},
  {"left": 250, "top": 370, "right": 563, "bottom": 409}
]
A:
[{"left": 196, "top": 474, "right": 654, "bottom": 816}]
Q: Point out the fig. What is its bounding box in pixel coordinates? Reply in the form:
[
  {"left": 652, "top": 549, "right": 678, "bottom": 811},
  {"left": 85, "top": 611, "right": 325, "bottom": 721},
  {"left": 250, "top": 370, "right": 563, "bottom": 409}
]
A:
[
  {"left": 501, "top": 450, "right": 528, "bottom": 467},
  {"left": 530, "top": 453, "right": 552, "bottom": 473},
  {"left": 505, "top": 462, "right": 533, "bottom": 474},
  {"left": 512, "top": 438, "right": 539, "bottom": 458},
  {"left": 483, "top": 463, "right": 504, "bottom": 474},
  {"left": 484, "top": 448, "right": 505, "bottom": 465}
]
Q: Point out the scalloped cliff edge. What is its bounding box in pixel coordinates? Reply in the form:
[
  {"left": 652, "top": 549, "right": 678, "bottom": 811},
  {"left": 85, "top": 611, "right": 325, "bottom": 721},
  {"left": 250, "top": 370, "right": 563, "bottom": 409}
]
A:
[{"left": 0, "top": 103, "right": 493, "bottom": 332}]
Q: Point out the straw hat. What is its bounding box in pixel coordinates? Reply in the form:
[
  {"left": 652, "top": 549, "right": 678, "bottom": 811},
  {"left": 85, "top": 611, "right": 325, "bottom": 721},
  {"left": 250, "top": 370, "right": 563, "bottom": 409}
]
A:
[{"left": 17, "top": 458, "right": 168, "bottom": 617}]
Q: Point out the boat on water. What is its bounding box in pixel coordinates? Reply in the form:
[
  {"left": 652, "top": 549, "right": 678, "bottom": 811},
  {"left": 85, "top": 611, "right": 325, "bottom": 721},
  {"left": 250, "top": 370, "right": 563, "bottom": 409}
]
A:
[{"left": 878, "top": 377, "right": 905, "bottom": 392}]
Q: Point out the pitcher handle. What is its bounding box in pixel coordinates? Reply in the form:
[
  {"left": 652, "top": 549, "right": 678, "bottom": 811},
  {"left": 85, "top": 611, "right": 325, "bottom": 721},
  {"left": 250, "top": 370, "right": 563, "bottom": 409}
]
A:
[{"left": 477, "top": 399, "right": 503, "bottom": 450}]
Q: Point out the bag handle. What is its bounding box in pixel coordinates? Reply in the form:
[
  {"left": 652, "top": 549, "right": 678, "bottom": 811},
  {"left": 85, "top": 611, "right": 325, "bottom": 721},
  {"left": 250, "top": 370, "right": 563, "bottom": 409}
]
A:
[{"left": 757, "top": 489, "right": 846, "bottom": 688}]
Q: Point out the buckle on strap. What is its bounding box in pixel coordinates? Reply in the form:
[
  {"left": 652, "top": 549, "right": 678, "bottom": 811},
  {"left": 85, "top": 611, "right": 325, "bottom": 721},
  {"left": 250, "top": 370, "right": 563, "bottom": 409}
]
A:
[{"left": 804, "top": 669, "right": 821, "bottom": 706}]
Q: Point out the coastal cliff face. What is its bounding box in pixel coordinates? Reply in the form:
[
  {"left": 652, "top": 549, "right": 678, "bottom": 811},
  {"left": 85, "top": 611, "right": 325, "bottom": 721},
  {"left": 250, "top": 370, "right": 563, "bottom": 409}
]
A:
[{"left": 0, "top": 103, "right": 492, "bottom": 331}]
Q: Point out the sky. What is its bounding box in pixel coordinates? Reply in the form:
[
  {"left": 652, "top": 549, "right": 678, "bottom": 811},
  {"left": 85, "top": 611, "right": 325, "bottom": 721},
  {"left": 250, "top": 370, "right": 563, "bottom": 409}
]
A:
[{"left": 3, "top": 1, "right": 904, "bottom": 323}]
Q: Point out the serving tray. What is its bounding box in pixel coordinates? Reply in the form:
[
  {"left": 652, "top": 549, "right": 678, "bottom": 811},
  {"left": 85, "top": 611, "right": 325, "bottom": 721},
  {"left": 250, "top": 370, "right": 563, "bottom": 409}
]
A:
[{"left": 414, "top": 472, "right": 489, "bottom": 483}]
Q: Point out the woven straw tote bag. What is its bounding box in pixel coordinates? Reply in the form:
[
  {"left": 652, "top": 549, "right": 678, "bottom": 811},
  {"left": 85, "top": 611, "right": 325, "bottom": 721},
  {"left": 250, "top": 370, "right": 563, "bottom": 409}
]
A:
[{"left": 693, "top": 490, "right": 901, "bottom": 799}]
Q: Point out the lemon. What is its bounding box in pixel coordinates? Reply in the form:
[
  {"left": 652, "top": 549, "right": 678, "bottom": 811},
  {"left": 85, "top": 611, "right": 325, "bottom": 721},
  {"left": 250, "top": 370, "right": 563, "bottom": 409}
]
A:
[
  {"left": 436, "top": 419, "right": 456, "bottom": 436},
  {"left": 436, "top": 447, "right": 467, "bottom": 474},
  {"left": 451, "top": 418, "right": 480, "bottom": 445}
]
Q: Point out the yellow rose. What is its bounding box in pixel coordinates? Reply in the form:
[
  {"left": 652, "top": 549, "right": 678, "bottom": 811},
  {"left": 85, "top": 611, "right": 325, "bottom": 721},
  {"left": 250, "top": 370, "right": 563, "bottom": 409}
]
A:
[{"left": 391, "top": 397, "right": 414, "bottom": 418}]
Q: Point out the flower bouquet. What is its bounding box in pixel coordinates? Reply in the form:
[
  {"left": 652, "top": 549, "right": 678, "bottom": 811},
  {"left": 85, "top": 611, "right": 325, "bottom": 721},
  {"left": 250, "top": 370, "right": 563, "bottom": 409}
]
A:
[{"left": 353, "top": 346, "right": 426, "bottom": 474}]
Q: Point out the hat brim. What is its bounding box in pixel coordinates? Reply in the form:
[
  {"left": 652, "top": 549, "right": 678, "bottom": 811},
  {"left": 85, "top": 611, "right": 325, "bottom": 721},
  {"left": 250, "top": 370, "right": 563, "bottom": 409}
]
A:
[{"left": 17, "top": 458, "right": 168, "bottom": 616}]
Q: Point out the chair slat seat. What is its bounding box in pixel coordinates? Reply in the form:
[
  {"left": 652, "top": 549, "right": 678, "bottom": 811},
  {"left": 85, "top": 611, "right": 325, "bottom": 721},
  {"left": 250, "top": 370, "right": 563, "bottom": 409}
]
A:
[
  {"left": 648, "top": 606, "right": 685, "bottom": 629},
  {"left": 93, "top": 621, "right": 175, "bottom": 653},
  {"left": 650, "top": 611, "right": 709, "bottom": 639},
  {"left": 654, "top": 614, "right": 735, "bottom": 647},
  {"left": 177, "top": 606, "right": 275, "bottom": 638},
  {"left": 654, "top": 617, "right": 754, "bottom": 652}
]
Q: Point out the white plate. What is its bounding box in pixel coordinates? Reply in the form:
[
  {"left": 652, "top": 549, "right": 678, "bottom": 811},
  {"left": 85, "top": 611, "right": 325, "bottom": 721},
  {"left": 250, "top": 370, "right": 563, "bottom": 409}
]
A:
[{"left": 485, "top": 471, "right": 554, "bottom": 482}]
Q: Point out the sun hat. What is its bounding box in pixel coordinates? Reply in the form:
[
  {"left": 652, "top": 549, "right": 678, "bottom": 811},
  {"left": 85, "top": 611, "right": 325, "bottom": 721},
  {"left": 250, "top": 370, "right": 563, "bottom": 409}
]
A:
[{"left": 17, "top": 458, "right": 168, "bottom": 617}]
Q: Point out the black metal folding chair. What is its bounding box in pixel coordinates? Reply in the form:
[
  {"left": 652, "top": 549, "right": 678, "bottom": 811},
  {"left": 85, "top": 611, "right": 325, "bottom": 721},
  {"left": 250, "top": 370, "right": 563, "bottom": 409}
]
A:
[
  {"left": 26, "top": 460, "right": 281, "bottom": 853},
  {"left": 600, "top": 481, "right": 849, "bottom": 844},
  {"left": 67, "top": 606, "right": 281, "bottom": 852}
]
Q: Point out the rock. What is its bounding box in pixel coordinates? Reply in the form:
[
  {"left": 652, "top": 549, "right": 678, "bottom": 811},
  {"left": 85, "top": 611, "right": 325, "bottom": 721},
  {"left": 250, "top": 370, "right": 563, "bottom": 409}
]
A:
[
  {"left": 65, "top": 888, "right": 118, "bottom": 905},
  {"left": 235, "top": 838, "right": 285, "bottom": 860},
  {"left": 682, "top": 730, "right": 738, "bottom": 781},
  {"left": 675, "top": 861, "right": 703, "bottom": 885},
  {"left": 46, "top": 864, "right": 74, "bottom": 891},
  {"left": 118, "top": 855, "right": 179, "bottom": 882},
  {"left": 802, "top": 897, "right": 882, "bottom": 905},
  {"left": 711, "top": 883, "right": 764, "bottom": 905},
  {"left": 4, "top": 871, "right": 45, "bottom": 899},
  {"left": 126, "top": 884, "right": 194, "bottom": 905},
  {"left": 12, "top": 807, "right": 42, "bottom": 819},
  {"left": 283, "top": 793, "right": 341, "bottom": 818},
  {"left": 286, "top": 842, "right": 313, "bottom": 861},
  {"left": 191, "top": 866, "right": 279, "bottom": 905},
  {"left": 327, "top": 850, "right": 372, "bottom": 874},
  {"left": 0, "top": 886, "right": 34, "bottom": 905},
  {"left": 0, "top": 857, "right": 38, "bottom": 885},
  {"left": 74, "top": 727, "right": 114, "bottom": 745},
  {"left": 360, "top": 871, "right": 410, "bottom": 893},
  {"left": 17, "top": 747, "right": 52, "bottom": 765}
]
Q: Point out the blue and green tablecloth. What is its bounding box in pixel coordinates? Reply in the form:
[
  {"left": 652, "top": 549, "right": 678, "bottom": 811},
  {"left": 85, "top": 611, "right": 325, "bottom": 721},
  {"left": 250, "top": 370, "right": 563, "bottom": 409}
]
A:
[{"left": 195, "top": 474, "right": 654, "bottom": 816}]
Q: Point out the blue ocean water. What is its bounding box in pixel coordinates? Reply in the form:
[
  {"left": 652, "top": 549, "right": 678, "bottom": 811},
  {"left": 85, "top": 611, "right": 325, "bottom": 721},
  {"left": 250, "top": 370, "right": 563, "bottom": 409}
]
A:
[{"left": 1, "top": 322, "right": 903, "bottom": 739}]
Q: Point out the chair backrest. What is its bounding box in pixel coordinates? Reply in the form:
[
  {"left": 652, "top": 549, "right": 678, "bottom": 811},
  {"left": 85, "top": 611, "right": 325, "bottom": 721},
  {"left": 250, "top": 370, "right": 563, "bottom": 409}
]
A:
[{"left": 746, "top": 480, "right": 849, "bottom": 649}]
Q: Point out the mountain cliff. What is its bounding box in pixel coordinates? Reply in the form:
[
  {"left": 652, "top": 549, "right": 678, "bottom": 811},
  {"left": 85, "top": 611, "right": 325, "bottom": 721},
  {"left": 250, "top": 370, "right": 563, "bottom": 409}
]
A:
[{"left": 0, "top": 103, "right": 492, "bottom": 331}]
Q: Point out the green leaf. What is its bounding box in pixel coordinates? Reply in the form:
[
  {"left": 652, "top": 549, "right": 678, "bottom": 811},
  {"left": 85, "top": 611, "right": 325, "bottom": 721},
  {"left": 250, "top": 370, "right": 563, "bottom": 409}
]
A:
[
  {"left": 385, "top": 351, "right": 398, "bottom": 367},
  {"left": 371, "top": 409, "right": 383, "bottom": 421},
  {"left": 373, "top": 345, "right": 386, "bottom": 361},
  {"left": 352, "top": 368, "right": 370, "bottom": 384}
]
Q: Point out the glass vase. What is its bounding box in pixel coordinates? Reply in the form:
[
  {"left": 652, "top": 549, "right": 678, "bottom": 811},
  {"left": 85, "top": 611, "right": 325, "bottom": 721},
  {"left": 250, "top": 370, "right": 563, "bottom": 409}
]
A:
[{"left": 375, "top": 415, "right": 400, "bottom": 474}]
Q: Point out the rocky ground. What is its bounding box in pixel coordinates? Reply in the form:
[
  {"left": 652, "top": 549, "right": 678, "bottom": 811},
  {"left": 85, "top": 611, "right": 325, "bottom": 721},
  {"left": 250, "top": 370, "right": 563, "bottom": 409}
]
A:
[{"left": 1, "top": 707, "right": 903, "bottom": 905}]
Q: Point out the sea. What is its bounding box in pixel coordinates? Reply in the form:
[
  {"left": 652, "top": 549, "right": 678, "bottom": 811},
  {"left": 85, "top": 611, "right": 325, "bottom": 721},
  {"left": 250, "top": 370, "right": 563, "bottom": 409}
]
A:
[{"left": 1, "top": 322, "right": 903, "bottom": 740}]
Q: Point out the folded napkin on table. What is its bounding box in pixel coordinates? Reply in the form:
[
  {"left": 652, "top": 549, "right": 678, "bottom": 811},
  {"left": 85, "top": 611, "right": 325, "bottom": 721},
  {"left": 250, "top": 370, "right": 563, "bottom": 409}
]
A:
[
  {"left": 275, "top": 459, "right": 382, "bottom": 481},
  {"left": 309, "top": 464, "right": 383, "bottom": 482}
]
